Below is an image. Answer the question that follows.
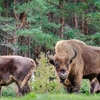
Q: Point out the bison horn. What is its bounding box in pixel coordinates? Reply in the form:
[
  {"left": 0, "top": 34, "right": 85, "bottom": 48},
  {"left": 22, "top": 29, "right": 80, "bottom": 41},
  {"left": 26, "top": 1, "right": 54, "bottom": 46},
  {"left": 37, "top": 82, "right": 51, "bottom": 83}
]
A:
[
  {"left": 46, "top": 51, "right": 54, "bottom": 60},
  {"left": 69, "top": 49, "right": 77, "bottom": 64}
]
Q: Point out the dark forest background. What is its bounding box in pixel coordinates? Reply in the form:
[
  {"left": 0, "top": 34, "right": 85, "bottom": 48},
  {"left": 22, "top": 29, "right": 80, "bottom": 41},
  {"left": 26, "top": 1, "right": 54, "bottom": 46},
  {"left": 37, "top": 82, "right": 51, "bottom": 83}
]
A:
[{"left": 0, "top": 0, "right": 100, "bottom": 61}]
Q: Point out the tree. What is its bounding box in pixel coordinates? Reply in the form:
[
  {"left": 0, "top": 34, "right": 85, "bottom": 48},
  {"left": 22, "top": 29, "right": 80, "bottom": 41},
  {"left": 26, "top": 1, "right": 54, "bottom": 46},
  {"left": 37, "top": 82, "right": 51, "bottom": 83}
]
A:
[{"left": 0, "top": 0, "right": 100, "bottom": 59}]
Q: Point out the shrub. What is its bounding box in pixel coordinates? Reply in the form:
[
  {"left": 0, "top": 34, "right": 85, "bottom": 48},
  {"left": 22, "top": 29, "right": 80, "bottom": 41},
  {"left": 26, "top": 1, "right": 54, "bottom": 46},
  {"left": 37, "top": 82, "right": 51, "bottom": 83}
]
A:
[
  {"left": 2, "top": 85, "right": 16, "bottom": 97},
  {"left": 80, "top": 79, "right": 90, "bottom": 94},
  {"left": 31, "top": 52, "right": 64, "bottom": 93}
]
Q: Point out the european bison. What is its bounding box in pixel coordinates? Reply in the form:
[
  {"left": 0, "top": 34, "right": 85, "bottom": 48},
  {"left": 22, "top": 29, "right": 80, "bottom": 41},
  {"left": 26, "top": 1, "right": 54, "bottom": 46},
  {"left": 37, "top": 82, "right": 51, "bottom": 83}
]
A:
[
  {"left": 0, "top": 55, "right": 36, "bottom": 96},
  {"left": 47, "top": 39, "right": 100, "bottom": 93}
]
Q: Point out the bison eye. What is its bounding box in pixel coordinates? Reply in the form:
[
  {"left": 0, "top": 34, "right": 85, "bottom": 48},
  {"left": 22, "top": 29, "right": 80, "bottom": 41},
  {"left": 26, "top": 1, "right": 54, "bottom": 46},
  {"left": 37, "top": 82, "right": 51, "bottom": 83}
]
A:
[{"left": 54, "top": 62, "right": 59, "bottom": 68}]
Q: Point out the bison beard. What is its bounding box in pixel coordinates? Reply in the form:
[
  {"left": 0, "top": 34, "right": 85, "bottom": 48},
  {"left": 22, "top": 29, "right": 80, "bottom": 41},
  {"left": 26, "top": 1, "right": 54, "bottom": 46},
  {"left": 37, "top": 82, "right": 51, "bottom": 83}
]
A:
[
  {"left": 47, "top": 39, "right": 100, "bottom": 93},
  {"left": 0, "top": 55, "right": 36, "bottom": 96}
]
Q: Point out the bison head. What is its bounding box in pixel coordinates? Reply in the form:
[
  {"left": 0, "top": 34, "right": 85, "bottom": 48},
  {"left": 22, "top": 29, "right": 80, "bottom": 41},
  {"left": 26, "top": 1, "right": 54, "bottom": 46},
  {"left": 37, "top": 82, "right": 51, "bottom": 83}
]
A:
[{"left": 47, "top": 49, "right": 77, "bottom": 82}]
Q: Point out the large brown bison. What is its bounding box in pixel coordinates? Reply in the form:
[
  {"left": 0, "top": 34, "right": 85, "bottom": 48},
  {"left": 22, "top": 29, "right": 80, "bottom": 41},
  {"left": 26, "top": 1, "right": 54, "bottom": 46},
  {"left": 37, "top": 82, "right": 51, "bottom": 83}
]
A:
[
  {"left": 47, "top": 39, "right": 100, "bottom": 93},
  {"left": 0, "top": 55, "right": 36, "bottom": 96}
]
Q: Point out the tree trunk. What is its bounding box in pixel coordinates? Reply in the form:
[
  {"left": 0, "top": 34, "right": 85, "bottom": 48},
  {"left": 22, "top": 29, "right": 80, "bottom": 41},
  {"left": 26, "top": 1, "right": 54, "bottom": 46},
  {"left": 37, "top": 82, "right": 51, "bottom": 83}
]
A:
[
  {"left": 86, "top": 21, "right": 89, "bottom": 35},
  {"left": 81, "top": 15, "right": 85, "bottom": 34},
  {"left": 85, "top": 7, "right": 89, "bottom": 35},
  {"left": 48, "top": 13, "right": 53, "bottom": 22},
  {"left": 59, "top": 17, "right": 64, "bottom": 38},
  {"left": 74, "top": 0, "right": 78, "bottom": 30},
  {"left": 59, "top": 0, "right": 65, "bottom": 38},
  {"left": 74, "top": 13, "right": 78, "bottom": 29}
]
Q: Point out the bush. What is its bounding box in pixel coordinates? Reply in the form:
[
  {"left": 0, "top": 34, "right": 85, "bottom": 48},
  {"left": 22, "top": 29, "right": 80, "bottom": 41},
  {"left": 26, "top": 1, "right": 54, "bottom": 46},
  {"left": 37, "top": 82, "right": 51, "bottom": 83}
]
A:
[
  {"left": 31, "top": 53, "right": 64, "bottom": 93},
  {"left": 80, "top": 79, "right": 90, "bottom": 94},
  {"left": 2, "top": 85, "right": 16, "bottom": 97}
]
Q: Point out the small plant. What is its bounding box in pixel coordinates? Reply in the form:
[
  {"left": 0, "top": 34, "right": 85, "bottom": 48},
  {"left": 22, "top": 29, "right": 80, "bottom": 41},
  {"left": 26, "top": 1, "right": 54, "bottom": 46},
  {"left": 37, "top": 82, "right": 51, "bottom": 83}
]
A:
[
  {"left": 80, "top": 79, "right": 90, "bottom": 94},
  {"left": 2, "top": 85, "right": 16, "bottom": 97},
  {"left": 31, "top": 52, "right": 64, "bottom": 93}
]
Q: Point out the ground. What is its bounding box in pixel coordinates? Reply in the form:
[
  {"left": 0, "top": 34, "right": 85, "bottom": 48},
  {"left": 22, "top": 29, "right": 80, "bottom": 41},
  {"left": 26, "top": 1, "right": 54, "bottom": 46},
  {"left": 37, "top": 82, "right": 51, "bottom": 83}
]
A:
[{"left": 0, "top": 93, "right": 100, "bottom": 100}]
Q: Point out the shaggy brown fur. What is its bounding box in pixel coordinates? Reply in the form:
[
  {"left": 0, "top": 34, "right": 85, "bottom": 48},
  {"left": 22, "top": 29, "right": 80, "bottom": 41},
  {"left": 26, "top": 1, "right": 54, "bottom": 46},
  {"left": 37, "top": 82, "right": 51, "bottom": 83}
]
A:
[
  {"left": 0, "top": 55, "right": 36, "bottom": 96},
  {"left": 47, "top": 39, "right": 100, "bottom": 93},
  {"left": 90, "top": 78, "right": 100, "bottom": 93}
]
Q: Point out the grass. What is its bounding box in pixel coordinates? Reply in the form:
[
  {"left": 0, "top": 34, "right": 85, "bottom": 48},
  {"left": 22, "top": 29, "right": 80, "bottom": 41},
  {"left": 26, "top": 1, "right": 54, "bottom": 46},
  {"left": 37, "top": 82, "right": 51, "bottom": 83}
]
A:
[{"left": 0, "top": 93, "right": 100, "bottom": 100}]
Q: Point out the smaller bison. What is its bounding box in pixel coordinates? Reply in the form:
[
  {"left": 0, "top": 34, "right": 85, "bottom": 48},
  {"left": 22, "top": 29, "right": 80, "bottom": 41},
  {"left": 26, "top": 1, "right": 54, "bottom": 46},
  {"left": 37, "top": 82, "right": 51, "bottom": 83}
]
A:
[
  {"left": 90, "top": 78, "right": 100, "bottom": 93},
  {"left": 0, "top": 55, "right": 36, "bottom": 96},
  {"left": 47, "top": 39, "right": 100, "bottom": 93}
]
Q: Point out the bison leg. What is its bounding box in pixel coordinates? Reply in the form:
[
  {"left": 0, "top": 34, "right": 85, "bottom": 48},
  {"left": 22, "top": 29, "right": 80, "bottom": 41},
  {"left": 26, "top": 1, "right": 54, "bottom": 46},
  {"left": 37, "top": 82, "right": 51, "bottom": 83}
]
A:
[
  {"left": 65, "top": 84, "right": 80, "bottom": 93},
  {"left": 90, "top": 75, "right": 100, "bottom": 93},
  {"left": 63, "top": 79, "right": 73, "bottom": 93},
  {"left": 71, "top": 74, "right": 82, "bottom": 93},
  {"left": 20, "top": 83, "right": 31, "bottom": 95},
  {"left": 64, "top": 83, "right": 80, "bottom": 93},
  {"left": 16, "top": 83, "right": 23, "bottom": 96},
  {"left": 16, "top": 82, "right": 31, "bottom": 96},
  {"left": 73, "top": 82, "right": 81, "bottom": 93},
  {"left": 90, "top": 78, "right": 100, "bottom": 93},
  {"left": 63, "top": 76, "right": 82, "bottom": 93}
]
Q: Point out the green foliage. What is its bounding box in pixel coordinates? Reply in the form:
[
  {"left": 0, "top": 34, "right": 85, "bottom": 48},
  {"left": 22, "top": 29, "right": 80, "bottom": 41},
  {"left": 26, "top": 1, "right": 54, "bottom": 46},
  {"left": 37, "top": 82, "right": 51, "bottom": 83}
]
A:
[
  {"left": 63, "top": 29, "right": 80, "bottom": 39},
  {"left": 75, "top": 32, "right": 100, "bottom": 46},
  {"left": 17, "top": 28, "right": 60, "bottom": 49},
  {"left": 0, "top": 7, "right": 2, "bottom": 12},
  {"left": 64, "top": 3, "right": 87, "bottom": 16},
  {"left": 17, "top": 0, "right": 47, "bottom": 14},
  {"left": 31, "top": 53, "right": 64, "bottom": 93},
  {"left": 15, "top": 0, "right": 61, "bottom": 50},
  {"left": 95, "top": 1, "right": 100, "bottom": 9},
  {"left": 85, "top": 12, "right": 100, "bottom": 31},
  {"left": 80, "top": 79, "right": 90, "bottom": 94},
  {"left": 63, "top": 28, "right": 100, "bottom": 46},
  {"left": 43, "top": 22, "right": 60, "bottom": 30},
  {"left": 2, "top": 86, "right": 16, "bottom": 97},
  {"left": 0, "top": 0, "right": 100, "bottom": 55},
  {"left": 18, "top": 45, "right": 29, "bottom": 52}
]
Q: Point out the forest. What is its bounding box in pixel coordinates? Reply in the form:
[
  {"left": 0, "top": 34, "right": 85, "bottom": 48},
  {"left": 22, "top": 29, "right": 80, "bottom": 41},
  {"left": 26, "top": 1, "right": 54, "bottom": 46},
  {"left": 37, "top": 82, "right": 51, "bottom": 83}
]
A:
[
  {"left": 0, "top": 0, "right": 100, "bottom": 60},
  {"left": 0, "top": 0, "right": 100, "bottom": 99}
]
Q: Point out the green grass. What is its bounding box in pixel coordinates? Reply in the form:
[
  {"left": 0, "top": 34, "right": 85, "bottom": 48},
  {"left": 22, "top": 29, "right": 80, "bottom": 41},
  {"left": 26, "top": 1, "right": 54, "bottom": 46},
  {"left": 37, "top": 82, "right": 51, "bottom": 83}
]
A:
[{"left": 0, "top": 93, "right": 100, "bottom": 100}]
